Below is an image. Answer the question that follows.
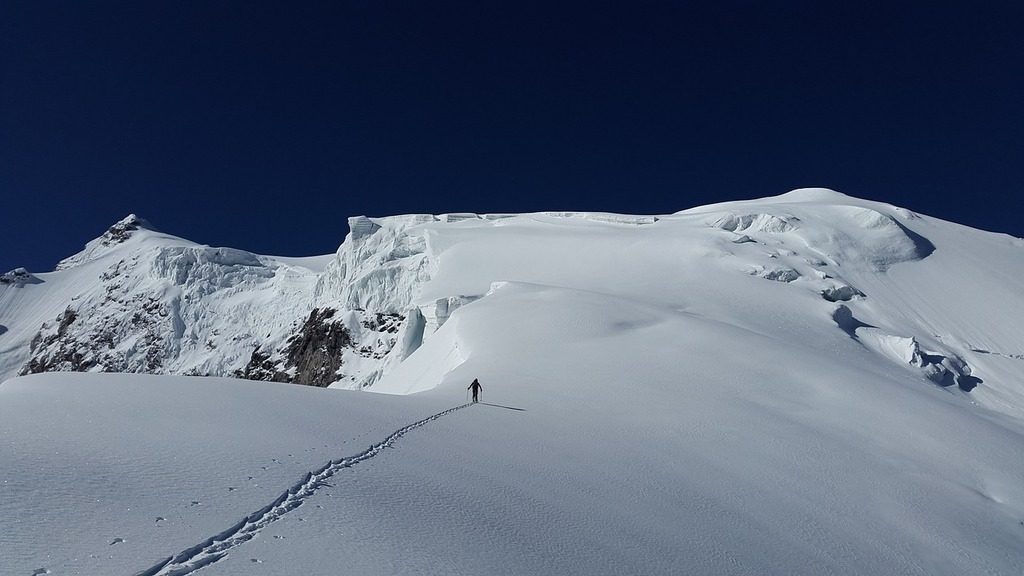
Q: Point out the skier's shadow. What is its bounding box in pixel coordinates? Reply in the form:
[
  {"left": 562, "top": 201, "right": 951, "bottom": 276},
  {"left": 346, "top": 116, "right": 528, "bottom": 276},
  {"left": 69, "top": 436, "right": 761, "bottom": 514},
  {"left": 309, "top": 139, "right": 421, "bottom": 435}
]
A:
[{"left": 477, "top": 402, "right": 526, "bottom": 412}]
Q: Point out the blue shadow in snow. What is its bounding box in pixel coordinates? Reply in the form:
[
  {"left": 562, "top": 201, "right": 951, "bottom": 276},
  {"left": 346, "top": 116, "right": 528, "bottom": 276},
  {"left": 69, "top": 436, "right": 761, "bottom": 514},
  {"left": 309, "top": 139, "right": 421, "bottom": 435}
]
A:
[{"left": 478, "top": 402, "right": 526, "bottom": 412}]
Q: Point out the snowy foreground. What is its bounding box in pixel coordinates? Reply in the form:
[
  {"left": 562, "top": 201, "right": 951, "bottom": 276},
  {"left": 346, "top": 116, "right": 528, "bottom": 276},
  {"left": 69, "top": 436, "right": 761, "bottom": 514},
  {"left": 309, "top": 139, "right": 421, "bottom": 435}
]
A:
[{"left": 3, "top": 188, "right": 1024, "bottom": 574}]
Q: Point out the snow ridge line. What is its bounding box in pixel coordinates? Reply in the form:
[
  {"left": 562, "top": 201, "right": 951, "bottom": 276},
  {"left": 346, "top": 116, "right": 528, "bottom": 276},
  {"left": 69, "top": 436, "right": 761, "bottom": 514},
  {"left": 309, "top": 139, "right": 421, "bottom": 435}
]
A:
[{"left": 133, "top": 403, "right": 474, "bottom": 576}]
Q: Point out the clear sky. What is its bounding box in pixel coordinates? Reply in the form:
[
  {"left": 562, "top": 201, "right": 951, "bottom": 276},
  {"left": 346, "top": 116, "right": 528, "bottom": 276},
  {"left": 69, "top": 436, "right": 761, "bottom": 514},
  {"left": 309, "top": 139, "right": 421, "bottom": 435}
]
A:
[{"left": 2, "top": 1, "right": 1022, "bottom": 273}]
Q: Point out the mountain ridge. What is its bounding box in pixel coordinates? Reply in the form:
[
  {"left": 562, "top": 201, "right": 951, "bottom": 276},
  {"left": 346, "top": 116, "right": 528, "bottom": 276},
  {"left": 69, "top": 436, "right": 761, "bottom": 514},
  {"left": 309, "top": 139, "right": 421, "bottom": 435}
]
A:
[
  {"left": 4, "top": 189, "right": 1024, "bottom": 575},
  {"left": 3, "top": 189, "right": 1023, "bottom": 418}
]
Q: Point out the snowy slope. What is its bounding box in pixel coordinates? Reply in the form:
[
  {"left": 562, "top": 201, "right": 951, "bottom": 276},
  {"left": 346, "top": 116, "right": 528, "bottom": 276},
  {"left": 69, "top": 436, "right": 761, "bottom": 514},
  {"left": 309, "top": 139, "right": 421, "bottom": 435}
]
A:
[
  {"left": 0, "top": 373, "right": 452, "bottom": 576},
  {"left": 3, "top": 189, "right": 1024, "bottom": 575}
]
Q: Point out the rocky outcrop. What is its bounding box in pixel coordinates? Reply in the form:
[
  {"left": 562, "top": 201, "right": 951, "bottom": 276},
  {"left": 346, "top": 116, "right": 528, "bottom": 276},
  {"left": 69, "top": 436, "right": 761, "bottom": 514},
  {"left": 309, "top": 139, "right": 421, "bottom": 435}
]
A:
[
  {"left": 100, "top": 214, "right": 151, "bottom": 244},
  {"left": 236, "top": 308, "right": 409, "bottom": 388},
  {"left": 21, "top": 292, "right": 172, "bottom": 376},
  {"left": 0, "top": 268, "right": 42, "bottom": 285},
  {"left": 283, "top": 308, "right": 352, "bottom": 387},
  {"left": 22, "top": 309, "right": 92, "bottom": 374}
]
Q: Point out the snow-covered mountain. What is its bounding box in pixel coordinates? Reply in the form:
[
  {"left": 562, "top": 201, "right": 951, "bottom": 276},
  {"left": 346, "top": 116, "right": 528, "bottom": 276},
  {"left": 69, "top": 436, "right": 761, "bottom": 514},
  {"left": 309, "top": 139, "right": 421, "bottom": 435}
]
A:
[
  {"left": 3, "top": 188, "right": 1024, "bottom": 575},
  {"left": 3, "top": 189, "right": 1023, "bottom": 414}
]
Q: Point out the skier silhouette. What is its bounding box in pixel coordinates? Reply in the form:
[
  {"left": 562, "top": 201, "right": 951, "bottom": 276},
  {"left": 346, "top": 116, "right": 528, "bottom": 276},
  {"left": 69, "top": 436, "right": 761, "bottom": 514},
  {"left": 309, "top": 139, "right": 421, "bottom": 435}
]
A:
[{"left": 468, "top": 378, "right": 483, "bottom": 403}]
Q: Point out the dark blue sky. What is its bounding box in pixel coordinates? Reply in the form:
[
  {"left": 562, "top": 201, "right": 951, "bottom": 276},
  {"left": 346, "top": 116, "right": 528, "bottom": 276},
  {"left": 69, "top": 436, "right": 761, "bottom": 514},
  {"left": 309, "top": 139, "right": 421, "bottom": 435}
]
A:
[{"left": 3, "top": 1, "right": 1022, "bottom": 272}]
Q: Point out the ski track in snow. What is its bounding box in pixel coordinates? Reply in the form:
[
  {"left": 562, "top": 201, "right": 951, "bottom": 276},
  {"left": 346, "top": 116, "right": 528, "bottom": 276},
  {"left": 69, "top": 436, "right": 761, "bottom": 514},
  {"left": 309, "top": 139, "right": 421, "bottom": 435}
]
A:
[{"left": 133, "top": 403, "right": 473, "bottom": 576}]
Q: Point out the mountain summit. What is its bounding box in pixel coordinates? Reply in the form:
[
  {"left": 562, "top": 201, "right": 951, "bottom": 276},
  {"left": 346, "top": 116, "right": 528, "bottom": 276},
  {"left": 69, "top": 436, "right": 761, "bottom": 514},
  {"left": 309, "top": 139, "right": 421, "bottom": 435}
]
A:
[
  {"left": 54, "top": 213, "right": 162, "bottom": 271},
  {"left": 3, "top": 190, "right": 1024, "bottom": 575},
  {"left": 2, "top": 191, "right": 1023, "bottom": 416}
]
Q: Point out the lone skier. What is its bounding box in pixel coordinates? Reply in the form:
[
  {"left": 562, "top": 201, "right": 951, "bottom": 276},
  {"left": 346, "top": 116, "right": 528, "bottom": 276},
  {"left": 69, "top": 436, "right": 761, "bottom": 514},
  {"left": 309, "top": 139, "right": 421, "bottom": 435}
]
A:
[{"left": 468, "top": 378, "right": 483, "bottom": 403}]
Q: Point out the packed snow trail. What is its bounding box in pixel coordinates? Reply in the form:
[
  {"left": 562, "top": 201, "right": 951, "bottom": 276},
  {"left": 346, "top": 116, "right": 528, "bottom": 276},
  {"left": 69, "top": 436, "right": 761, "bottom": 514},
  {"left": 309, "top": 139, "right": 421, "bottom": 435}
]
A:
[{"left": 133, "top": 403, "right": 473, "bottom": 576}]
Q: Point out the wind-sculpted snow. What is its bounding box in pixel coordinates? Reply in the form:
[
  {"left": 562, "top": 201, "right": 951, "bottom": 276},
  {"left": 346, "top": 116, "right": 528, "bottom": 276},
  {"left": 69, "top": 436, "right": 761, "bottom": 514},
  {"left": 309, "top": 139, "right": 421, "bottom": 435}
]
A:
[
  {"left": 830, "top": 305, "right": 982, "bottom": 392},
  {"left": 860, "top": 331, "right": 981, "bottom": 391},
  {"left": 149, "top": 246, "right": 272, "bottom": 287},
  {"left": 820, "top": 283, "right": 865, "bottom": 302},
  {"left": 315, "top": 215, "right": 435, "bottom": 313},
  {"left": 713, "top": 212, "right": 801, "bottom": 234},
  {"left": 705, "top": 205, "right": 933, "bottom": 271},
  {"left": 809, "top": 205, "right": 935, "bottom": 269},
  {"left": 541, "top": 211, "right": 659, "bottom": 225}
]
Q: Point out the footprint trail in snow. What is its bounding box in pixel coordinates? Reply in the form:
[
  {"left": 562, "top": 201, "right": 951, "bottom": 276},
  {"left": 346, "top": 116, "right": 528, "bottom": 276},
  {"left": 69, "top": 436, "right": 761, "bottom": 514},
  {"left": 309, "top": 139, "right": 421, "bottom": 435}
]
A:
[{"left": 133, "top": 403, "right": 473, "bottom": 576}]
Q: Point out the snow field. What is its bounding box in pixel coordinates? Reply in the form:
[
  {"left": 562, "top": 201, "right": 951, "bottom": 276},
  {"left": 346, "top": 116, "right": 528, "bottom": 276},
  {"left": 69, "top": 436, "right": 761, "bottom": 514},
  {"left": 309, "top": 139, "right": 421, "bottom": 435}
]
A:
[{"left": 0, "top": 374, "right": 453, "bottom": 576}]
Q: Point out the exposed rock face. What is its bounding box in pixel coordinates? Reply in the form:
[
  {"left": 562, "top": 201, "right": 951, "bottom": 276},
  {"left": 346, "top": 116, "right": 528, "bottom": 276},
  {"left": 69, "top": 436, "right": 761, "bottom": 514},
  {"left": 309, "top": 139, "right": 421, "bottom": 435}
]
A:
[
  {"left": 0, "top": 268, "right": 42, "bottom": 285},
  {"left": 22, "top": 309, "right": 92, "bottom": 374},
  {"left": 283, "top": 308, "right": 351, "bottom": 387},
  {"left": 236, "top": 308, "right": 408, "bottom": 388},
  {"left": 236, "top": 347, "right": 287, "bottom": 383},
  {"left": 100, "top": 215, "right": 151, "bottom": 245},
  {"left": 21, "top": 292, "right": 173, "bottom": 376}
]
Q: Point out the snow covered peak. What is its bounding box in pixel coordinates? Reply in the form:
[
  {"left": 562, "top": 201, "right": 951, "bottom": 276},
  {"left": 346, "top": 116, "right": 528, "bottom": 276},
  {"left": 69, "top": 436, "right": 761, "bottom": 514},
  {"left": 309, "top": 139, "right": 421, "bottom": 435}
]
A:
[
  {"left": 669, "top": 189, "right": 933, "bottom": 271},
  {"left": 114, "top": 213, "right": 157, "bottom": 231},
  {"left": 54, "top": 213, "right": 163, "bottom": 271},
  {"left": 771, "top": 187, "right": 853, "bottom": 203},
  {"left": 92, "top": 213, "right": 160, "bottom": 245}
]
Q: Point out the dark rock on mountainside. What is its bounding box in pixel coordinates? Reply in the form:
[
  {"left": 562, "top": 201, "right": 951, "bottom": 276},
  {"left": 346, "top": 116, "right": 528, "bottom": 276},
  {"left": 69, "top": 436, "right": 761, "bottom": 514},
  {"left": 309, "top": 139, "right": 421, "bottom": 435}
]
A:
[
  {"left": 238, "top": 308, "right": 354, "bottom": 387},
  {"left": 101, "top": 215, "right": 155, "bottom": 246},
  {"left": 1, "top": 268, "right": 43, "bottom": 285},
  {"left": 22, "top": 309, "right": 93, "bottom": 374},
  {"left": 237, "top": 347, "right": 288, "bottom": 383},
  {"left": 361, "top": 312, "right": 404, "bottom": 334},
  {"left": 284, "top": 308, "right": 352, "bottom": 386}
]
